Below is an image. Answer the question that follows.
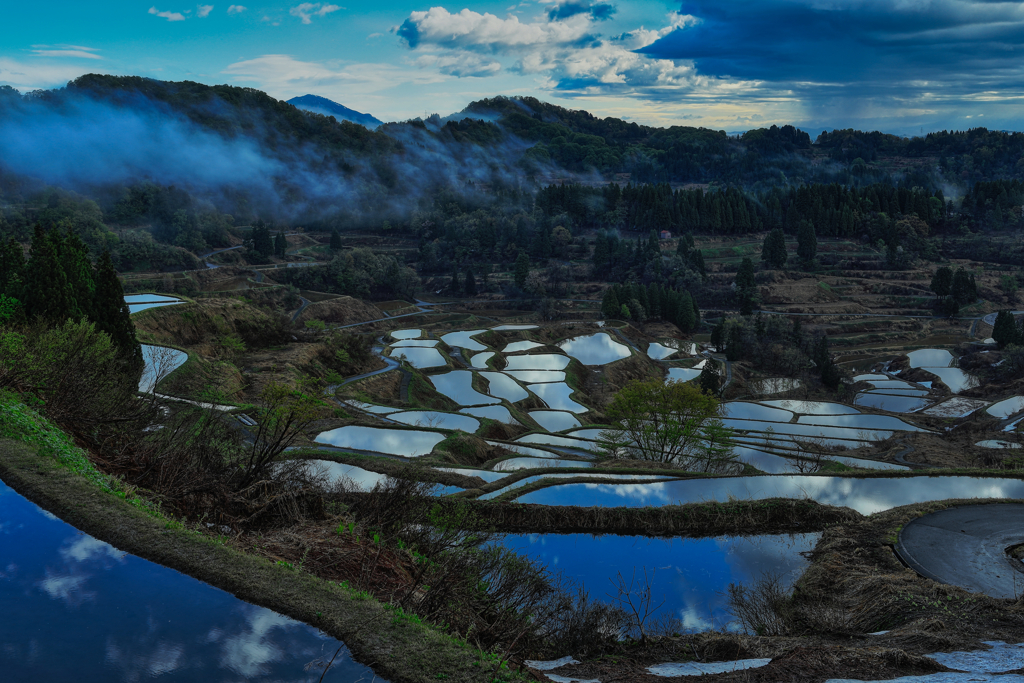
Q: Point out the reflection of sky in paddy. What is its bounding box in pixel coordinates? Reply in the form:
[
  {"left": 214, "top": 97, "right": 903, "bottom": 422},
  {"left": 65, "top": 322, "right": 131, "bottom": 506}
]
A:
[
  {"left": 297, "top": 459, "right": 389, "bottom": 491},
  {"left": 128, "top": 302, "right": 184, "bottom": 314},
  {"left": 430, "top": 371, "right": 499, "bottom": 406},
  {"left": 491, "top": 324, "right": 538, "bottom": 331},
  {"left": 0, "top": 479, "right": 374, "bottom": 682},
  {"left": 492, "top": 457, "right": 594, "bottom": 471},
  {"left": 528, "top": 382, "right": 588, "bottom": 413},
  {"left": 922, "top": 367, "right": 978, "bottom": 394},
  {"left": 988, "top": 396, "right": 1024, "bottom": 418},
  {"left": 485, "top": 441, "right": 566, "bottom": 460},
  {"left": 388, "top": 411, "right": 479, "bottom": 432},
  {"left": 124, "top": 294, "right": 182, "bottom": 303},
  {"left": 760, "top": 400, "right": 859, "bottom": 415},
  {"left": 558, "top": 333, "right": 631, "bottom": 365},
  {"left": 908, "top": 348, "right": 954, "bottom": 368},
  {"left": 480, "top": 372, "right": 529, "bottom": 403},
  {"left": 479, "top": 473, "right": 675, "bottom": 500},
  {"left": 139, "top": 344, "right": 188, "bottom": 392},
  {"left": 722, "top": 402, "right": 793, "bottom": 422},
  {"left": 389, "top": 347, "right": 447, "bottom": 369},
  {"left": 440, "top": 330, "right": 488, "bottom": 351},
  {"left": 504, "top": 341, "right": 545, "bottom": 353},
  {"left": 512, "top": 475, "right": 1024, "bottom": 514},
  {"left": 504, "top": 354, "right": 571, "bottom": 371},
  {"left": 470, "top": 351, "right": 494, "bottom": 369},
  {"left": 501, "top": 532, "right": 818, "bottom": 632},
  {"left": 503, "top": 370, "right": 565, "bottom": 383},
  {"left": 667, "top": 367, "right": 701, "bottom": 382},
  {"left": 530, "top": 410, "right": 582, "bottom": 432},
  {"left": 647, "top": 342, "right": 678, "bottom": 360},
  {"left": 517, "top": 433, "right": 599, "bottom": 451},
  {"left": 461, "top": 405, "right": 518, "bottom": 424},
  {"left": 390, "top": 329, "right": 421, "bottom": 339},
  {"left": 390, "top": 339, "right": 439, "bottom": 348},
  {"left": 797, "top": 414, "right": 927, "bottom": 432},
  {"left": 723, "top": 418, "right": 890, "bottom": 442},
  {"left": 854, "top": 393, "right": 931, "bottom": 413},
  {"left": 315, "top": 425, "right": 445, "bottom": 456}
]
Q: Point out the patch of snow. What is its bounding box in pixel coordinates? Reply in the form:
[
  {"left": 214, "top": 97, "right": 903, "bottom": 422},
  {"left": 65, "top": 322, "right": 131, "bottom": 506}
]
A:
[{"left": 647, "top": 659, "right": 772, "bottom": 676}]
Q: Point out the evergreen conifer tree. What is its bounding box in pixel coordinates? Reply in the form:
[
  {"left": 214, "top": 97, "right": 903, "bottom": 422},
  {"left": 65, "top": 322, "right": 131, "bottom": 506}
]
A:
[
  {"left": 449, "top": 269, "right": 461, "bottom": 292},
  {"left": 25, "top": 225, "right": 78, "bottom": 323},
  {"left": 329, "top": 229, "right": 343, "bottom": 251},
  {"left": 698, "top": 358, "right": 721, "bottom": 395},
  {"left": 514, "top": 252, "right": 530, "bottom": 289},
  {"left": 274, "top": 232, "right": 287, "bottom": 257},
  {"left": 59, "top": 228, "right": 96, "bottom": 320},
  {"left": 761, "top": 228, "right": 788, "bottom": 269},
  {"left": 0, "top": 237, "right": 25, "bottom": 297},
  {"left": 464, "top": 267, "right": 477, "bottom": 296},
  {"left": 691, "top": 296, "right": 701, "bottom": 330},
  {"left": 692, "top": 249, "right": 707, "bottom": 278},
  {"left": 93, "top": 250, "right": 143, "bottom": 370},
  {"left": 601, "top": 288, "right": 620, "bottom": 318},
  {"left": 930, "top": 266, "right": 953, "bottom": 297},
  {"left": 797, "top": 220, "right": 817, "bottom": 266},
  {"left": 251, "top": 221, "right": 274, "bottom": 257},
  {"left": 992, "top": 311, "right": 1019, "bottom": 348}
]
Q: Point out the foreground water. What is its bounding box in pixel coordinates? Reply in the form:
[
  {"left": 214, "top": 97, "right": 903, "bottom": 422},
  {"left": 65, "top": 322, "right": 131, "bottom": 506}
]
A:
[
  {"left": 0, "top": 479, "right": 376, "bottom": 682},
  {"left": 502, "top": 532, "right": 819, "bottom": 632}
]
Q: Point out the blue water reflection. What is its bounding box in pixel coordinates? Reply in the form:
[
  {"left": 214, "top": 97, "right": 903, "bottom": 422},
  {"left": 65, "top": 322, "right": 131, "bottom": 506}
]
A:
[
  {"left": 501, "top": 532, "right": 818, "bottom": 631},
  {"left": 0, "top": 478, "right": 378, "bottom": 682}
]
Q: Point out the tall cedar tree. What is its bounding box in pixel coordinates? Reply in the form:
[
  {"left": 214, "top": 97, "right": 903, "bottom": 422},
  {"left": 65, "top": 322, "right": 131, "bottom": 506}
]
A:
[
  {"left": 698, "top": 358, "right": 721, "bottom": 395},
  {"left": 0, "top": 237, "right": 25, "bottom": 296},
  {"left": 329, "top": 228, "right": 342, "bottom": 251},
  {"left": 251, "top": 221, "right": 274, "bottom": 257},
  {"left": 514, "top": 252, "right": 530, "bottom": 289},
  {"left": 931, "top": 266, "right": 953, "bottom": 297},
  {"left": 274, "top": 232, "right": 287, "bottom": 257},
  {"left": 93, "top": 250, "right": 144, "bottom": 369},
  {"left": 464, "top": 267, "right": 477, "bottom": 296},
  {"left": 761, "top": 228, "right": 787, "bottom": 269},
  {"left": 601, "top": 288, "right": 620, "bottom": 318},
  {"left": 796, "top": 220, "right": 817, "bottom": 266},
  {"left": 59, "top": 228, "right": 96, "bottom": 320},
  {"left": 992, "top": 311, "right": 1019, "bottom": 348},
  {"left": 25, "top": 225, "right": 79, "bottom": 323}
]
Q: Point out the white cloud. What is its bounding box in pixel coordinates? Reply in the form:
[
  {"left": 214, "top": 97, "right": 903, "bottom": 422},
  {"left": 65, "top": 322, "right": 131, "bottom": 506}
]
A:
[
  {"left": 149, "top": 6, "right": 187, "bottom": 21},
  {"left": 197, "top": 4, "right": 214, "bottom": 17},
  {"left": 416, "top": 52, "right": 501, "bottom": 78},
  {"left": 60, "top": 536, "right": 126, "bottom": 563},
  {"left": 38, "top": 572, "right": 93, "bottom": 603},
  {"left": 223, "top": 53, "right": 443, "bottom": 96},
  {"left": 227, "top": 4, "right": 246, "bottom": 14},
  {"left": 30, "top": 45, "right": 103, "bottom": 60},
  {"left": 0, "top": 58, "right": 99, "bottom": 91},
  {"left": 396, "top": 7, "right": 596, "bottom": 52},
  {"left": 289, "top": 3, "right": 341, "bottom": 24}
]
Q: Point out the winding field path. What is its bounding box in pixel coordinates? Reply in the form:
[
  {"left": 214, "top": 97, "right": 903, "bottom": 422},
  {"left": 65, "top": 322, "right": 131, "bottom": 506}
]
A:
[{"left": 896, "top": 503, "right": 1024, "bottom": 599}]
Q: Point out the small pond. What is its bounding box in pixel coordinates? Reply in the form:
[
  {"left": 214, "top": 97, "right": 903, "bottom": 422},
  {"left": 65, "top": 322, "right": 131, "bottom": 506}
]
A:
[
  {"left": 440, "top": 330, "right": 488, "bottom": 351},
  {"left": 558, "top": 333, "right": 631, "bottom": 365},
  {"left": 0, "top": 479, "right": 375, "bottom": 682},
  {"left": 501, "top": 532, "right": 819, "bottom": 632},
  {"left": 908, "top": 348, "right": 955, "bottom": 368},
  {"left": 470, "top": 351, "right": 494, "bottom": 369},
  {"left": 666, "top": 367, "right": 702, "bottom": 382},
  {"left": 761, "top": 401, "right": 861, "bottom": 415},
  {"left": 461, "top": 405, "right": 518, "bottom": 424},
  {"left": 528, "top": 382, "right": 588, "bottom": 413},
  {"left": 504, "top": 341, "right": 545, "bottom": 353},
  {"left": 503, "top": 370, "right": 566, "bottom": 383},
  {"left": 480, "top": 372, "right": 529, "bottom": 403},
  {"left": 854, "top": 393, "right": 931, "bottom": 413},
  {"left": 512, "top": 475, "right": 1024, "bottom": 514},
  {"left": 139, "top": 344, "right": 188, "bottom": 393},
  {"left": 530, "top": 411, "right": 582, "bottom": 432},
  {"left": 503, "top": 354, "right": 571, "bottom": 371},
  {"left": 493, "top": 457, "right": 594, "bottom": 471},
  {"left": 647, "top": 342, "right": 678, "bottom": 360},
  {"left": 988, "top": 396, "right": 1024, "bottom": 419},
  {"left": 429, "top": 371, "right": 499, "bottom": 406},
  {"left": 315, "top": 426, "right": 445, "bottom": 457},
  {"left": 124, "top": 294, "right": 183, "bottom": 303},
  {"left": 389, "top": 347, "right": 447, "bottom": 369},
  {"left": 722, "top": 402, "right": 794, "bottom": 423},
  {"left": 388, "top": 411, "right": 480, "bottom": 432},
  {"left": 390, "top": 328, "right": 421, "bottom": 340}
]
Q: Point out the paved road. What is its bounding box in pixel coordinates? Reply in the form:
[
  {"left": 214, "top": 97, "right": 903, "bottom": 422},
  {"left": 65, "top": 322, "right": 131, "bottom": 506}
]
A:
[
  {"left": 896, "top": 503, "right": 1024, "bottom": 599},
  {"left": 290, "top": 296, "right": 311, "bottom": 322}
]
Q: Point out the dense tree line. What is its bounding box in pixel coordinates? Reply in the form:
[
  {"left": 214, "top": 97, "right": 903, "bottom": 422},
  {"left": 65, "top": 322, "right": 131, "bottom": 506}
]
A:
[
  {"left": 272, "top": 247, "right": 419, "bottom": 301},
  {"left": 600, "top": 280, "right": 701, "bottom": 332},
  {"left": 0, "top": 224, "right": 141, "bottom": 368}
]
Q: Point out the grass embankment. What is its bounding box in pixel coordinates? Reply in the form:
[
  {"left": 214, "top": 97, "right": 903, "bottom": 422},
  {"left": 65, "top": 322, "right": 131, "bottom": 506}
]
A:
[
  {"left": 332, "top": 494, "right": 861, "bottom": 537},
  {"left": 0, "top": 393, "right": 522, "bottom": 683}
]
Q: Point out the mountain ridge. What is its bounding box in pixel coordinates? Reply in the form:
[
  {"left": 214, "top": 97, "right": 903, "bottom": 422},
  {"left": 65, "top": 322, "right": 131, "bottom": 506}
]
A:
[{"left": 286, "top": 94, "right": 383, "bottom": 128}]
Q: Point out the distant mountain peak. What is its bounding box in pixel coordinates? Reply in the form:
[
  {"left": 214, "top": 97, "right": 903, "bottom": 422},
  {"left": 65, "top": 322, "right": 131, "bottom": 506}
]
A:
[{"left": 287, "top": 95, "right": 383, "bottom": 128}]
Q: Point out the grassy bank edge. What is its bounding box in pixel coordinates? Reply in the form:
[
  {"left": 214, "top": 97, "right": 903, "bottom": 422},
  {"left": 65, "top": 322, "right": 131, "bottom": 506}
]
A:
[{"left": 0, "top": 403, "right": 519, "bottom": 683}]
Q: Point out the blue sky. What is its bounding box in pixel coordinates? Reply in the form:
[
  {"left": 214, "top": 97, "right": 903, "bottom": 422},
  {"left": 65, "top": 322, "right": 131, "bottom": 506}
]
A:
[{"left": 1, "top": 1, "right": 1022, "bottom": 135}]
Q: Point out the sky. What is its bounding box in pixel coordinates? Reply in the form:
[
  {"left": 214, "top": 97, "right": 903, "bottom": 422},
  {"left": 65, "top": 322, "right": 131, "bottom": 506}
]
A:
[{"left": 1, "top": 0, "right": 1023, "bottom": 135}]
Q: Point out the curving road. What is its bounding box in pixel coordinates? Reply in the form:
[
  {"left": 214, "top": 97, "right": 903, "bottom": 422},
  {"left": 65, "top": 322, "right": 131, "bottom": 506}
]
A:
[{"left": 896, "top": 503, "right": 1024, "bottom": 599}]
